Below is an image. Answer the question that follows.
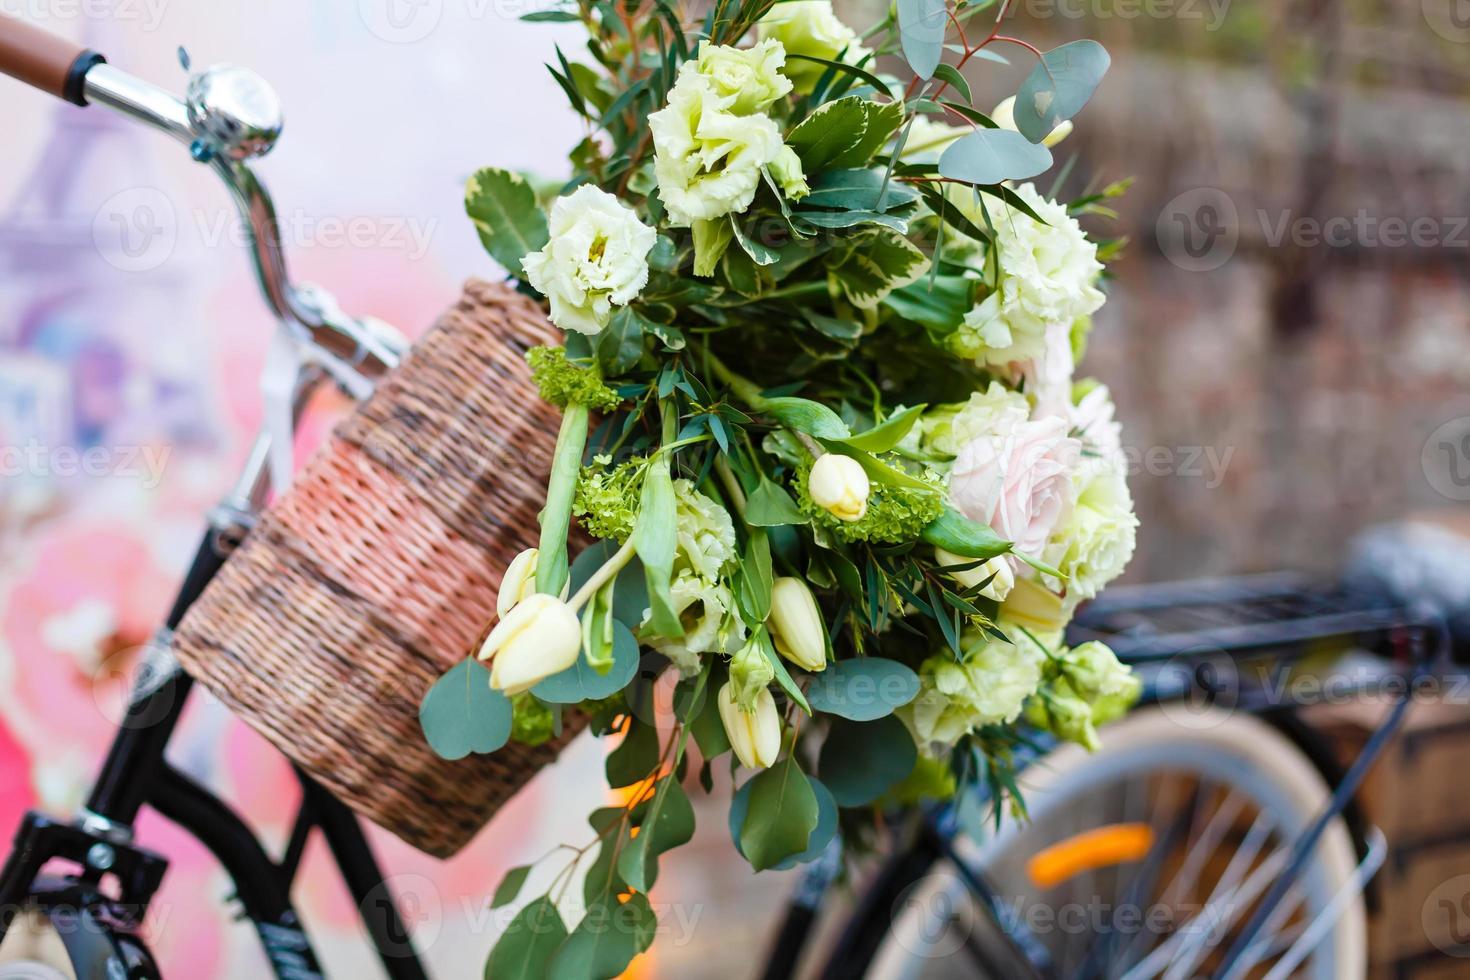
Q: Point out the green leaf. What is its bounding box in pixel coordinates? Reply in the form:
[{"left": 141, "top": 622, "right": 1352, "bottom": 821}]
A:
[
  {"left": 738, "top": 759, "right": 820, "bottom": 871},
  {"left": 550, "top": 893, "right": 655, "bottom": 979},
  {"left": 800, "top": 168, "right": 920, "bottom": 212},
  {"left": 1014, "top": 40, "right": 1110, "bottom": 143},
  {"left": 745, "top": 478, "right": 808, "bottom": 527},
  {"left": 521, "top": 9, "right": 580, "bottom": 22},
  {"left": 532, "top": 620, "right": 639, "bottom": 703},
  {"left": 761, "top": 396, "right": 851, "bottom": 439},
  {"left": 939, "top": 100, "right": 997, "bottom": 128},
  {"left": 796, "top": 209, "right": 910, "bottom": 234},
  {"left": 884, "top": 274, "right": 976, "bottom": 335},
  {"left": 636, "top": 455, "right": 683, "bottom": 637},
  {"left": 938, "top": 129, "right": 1053, "bottom": 186},
  {"left": 485, "top": 897, "right": 567, "bottom": 980},
  {"left": 806, "top": 658, "right": 920, "bottom": 721},
  {"left": 803, "top": 310, "right": 863, "bottom": 344},
  {"left": 593, "top": 306, "right": 648, "bottom": 375},
  {"left": 818, "top": 715, "right": 918, "bottom": 806},
  {"left": 784, "top": 53, "right": 892, "bottom": 98},
  {"left": 932, "top": 63, "right": 972, "bottom": 104},
  {"left": 840, "top": 404, "right": 926, "bottom": 454},
  {"left": 582, "top": 810, "right": 629, "bottom": 905},
  {"left": 756, "top": 628, "right": 811, "bottom": 715},
  {"left": 786, "top": 97, "right": 869, "bottom": 173},
  {"left": 617, "top": 776, "right": 696, "bottom": 891},
  {"left": 828, "top": 100, "right": 905, "bottom": 169},
  {"left": 691, "top": 684, "right": 732, "bottom": 759},
  {"left": 920, "top": 504, "right": 1013, "bottom": 560},
  {"left": 736, "top": 530, "right": 775, "bottom": 624},
  {"left": 731, "top": 216, "right": 780, "bottom": 266},
  {"left": 897, "top": 0, "right": 947, "bottom": 80},
  {"left": 830, "top": 231, "right": 929, "bottom": 309},
  {"left": 419, "top": 659, "right": 512, "bottom": 760},
  {"left": 464, "top": 168, "right": 549, "bottom": 277},
  {"left": 606, "top": 720, "right": 661, "bottom": 789},
  {"left": 729, "top": 775, "right": 838, "bottom": 870},
  {"left": 490, "top": 865, "right": 532, "bottom": 909}
]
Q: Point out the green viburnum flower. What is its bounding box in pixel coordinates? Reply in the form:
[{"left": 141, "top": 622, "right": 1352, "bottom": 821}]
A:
[
  {"left": 509, "top": 692, "right": 555, "bottom": 747},
  {"left": 727, "top": 634, "right": 775, "bottom": 710},
  {"left": 672, "top": 479, "right": 738, "bottom": 582},
  {"left": 688, "top": 39, "right": 793, "bottom": 114},
  {"left": 572, "top": 455, "right": 646, "bottom": 541},
  {"left": 526, "top": 346, "right": 621, "bottom": 412},
  {"left": 794, "top": 462, "right": 945, "bottom": 544}
]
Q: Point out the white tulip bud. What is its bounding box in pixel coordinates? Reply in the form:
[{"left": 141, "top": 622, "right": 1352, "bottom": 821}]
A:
[
  {"left": 717, "top": 682, "right": 781, "bottom": 769},
  {"left": 768, "top": 577, "right": 827, "bottom": 672},
  {"left": 477, "top": 593, "right": 582, "bottom": 695},
  {"left": 497, "top": 548, "right": 541, "bottom": 617},
  {"left": 936, "top": 549, "right": 1015, "bottom": 602},
  {"left": 991, "top": 96, "right": 1074, "bottom": 148},
  {"left": 808, "top": 453, "right": 869, "bottom": 523}
]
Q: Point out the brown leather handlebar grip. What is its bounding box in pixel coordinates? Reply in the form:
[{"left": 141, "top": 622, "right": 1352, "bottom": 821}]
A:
[{"left": 0, "top": 13, "right": 105, "bottom": 106}]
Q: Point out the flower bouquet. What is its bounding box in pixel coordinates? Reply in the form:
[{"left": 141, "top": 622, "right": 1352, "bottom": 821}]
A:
[{"left": 419, "top": 0, "right": 1140, "bottom": 973}]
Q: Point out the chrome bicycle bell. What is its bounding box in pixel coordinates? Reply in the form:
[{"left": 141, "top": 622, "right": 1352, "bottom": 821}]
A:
[{"left": 185, "top": 64, "right": 283, "bottom": 162}]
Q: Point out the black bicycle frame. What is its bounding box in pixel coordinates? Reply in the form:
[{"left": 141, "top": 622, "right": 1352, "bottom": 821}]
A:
[{"left": 0, "top": 524, "right": 431, "bottom": 980}]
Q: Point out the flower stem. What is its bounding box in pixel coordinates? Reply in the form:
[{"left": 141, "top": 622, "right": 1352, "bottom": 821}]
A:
[
  {"left": 569, "top": 535, "right": 638, "bottom": 611},
  {"left": 536, "top": 404, "right": 589, "bottom": 596},
  {"left": 700, "top": 345, "right": 768, "bottom": 411}
]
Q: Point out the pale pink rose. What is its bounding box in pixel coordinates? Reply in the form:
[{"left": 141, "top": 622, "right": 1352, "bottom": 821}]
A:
[{"left": 949, "top": 416, "right": 1080, "bottom": 557}]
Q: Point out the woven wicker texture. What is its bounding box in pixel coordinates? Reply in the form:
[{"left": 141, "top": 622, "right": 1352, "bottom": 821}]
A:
[{"left": 172, "top": 279, "right": 585, "bottom": 858}]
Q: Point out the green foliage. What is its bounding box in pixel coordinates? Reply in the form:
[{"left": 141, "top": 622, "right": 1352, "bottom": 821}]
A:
[
  {"left": 419, "top": 659, "right": 511, "bottom": 760},
  {"left": 796, "top": 461, "right": 945, "bottom": 544},
  {"left": 738, "top": 756, "right": 820, "bottom": 871},
  {"left": 464, "top": 167, "right": 548, "bottom": 275},
  {"left": 806, "top": 658, "right": 920, "bottom": 721},
  {"left": 1014, "top": 40, "right": 1111, "bottom": 143},
  {"left": 527, "top": 345, "right": 622, "bottom": 412}
]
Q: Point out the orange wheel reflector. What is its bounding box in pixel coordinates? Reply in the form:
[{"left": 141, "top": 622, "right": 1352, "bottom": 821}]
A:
[{"left": 1025, "top": 823, "right": 1155, "bottom": 890}]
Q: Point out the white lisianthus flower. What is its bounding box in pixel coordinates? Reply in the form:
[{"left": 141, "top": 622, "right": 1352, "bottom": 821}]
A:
[
  {"left": 650, "top": 73, "right": 784, "bottom": 227},
  {"left": 950, "top": 183, "right": 1105, "bottom": 371},
  {"left": 1045, "top": 461, "right": 1138, "bottom": 600},
  {"left": 689, "top": 39, "right": 793, "bottom": 114},
  {"left": 919, "top": 382, "right": 1031, "bottom": 459},
  {"left": 756, "top": 0, "right": 871, "bottom": 89},
  {"left": 645, "top": 570, "right": 745, "bottom": 675},
  {"left": 991, "top": 95, "right": 1074, "bottom": 147},
  {"left": 672, "top": 479, "right": 738, "bottom": 582},
  {"left": 520, "top": 185, "right": 656, "bottom": 336},
  {"left": 1071, "top": 382, "right": 1125, "bottom": 462},
  {"left": 902, "top": 632, "right": 1045, "bottom": 748}
]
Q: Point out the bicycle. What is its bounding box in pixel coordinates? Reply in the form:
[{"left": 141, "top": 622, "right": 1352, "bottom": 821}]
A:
[
  {"left": 0, "top": 15, "right": 428, "bottom": 979},
  {"left": 760, "top": 569, "right": 1452, "bottom": 979}
]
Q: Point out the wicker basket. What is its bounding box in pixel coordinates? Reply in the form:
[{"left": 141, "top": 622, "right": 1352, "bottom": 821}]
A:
[{"left": 172, "top": 279, "right": 586, "bottom": 858}]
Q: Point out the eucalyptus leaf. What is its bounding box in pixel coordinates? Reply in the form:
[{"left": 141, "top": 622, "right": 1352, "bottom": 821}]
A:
[
  {"left": 617, "top": 776, "right": 696, "bottom": 891},
  {"left": 533, "top": 620, "right": 639, "bottom": 703},
  {"left": 419, "top": 659, "right": 512, "bottom": 760},
  {"left": 818, "top": 714, "right": 918, "bottom": 806},
  {"left": 932, "top": 63, "right": 972, "bottom": 104},
  {"left": 464, "top": 168, "right": 549, "bottom": 277},
  {"left": 1014, "top": 40, "right": 1110, "bottom": 144},
  {"left": 938, "top": 129, "right": 1054, "bottom": 186},
  {"left": 606, "top": 720, "right": 660, "bottom": 789},
  {"left": 807, "top": 658, "right": 920, "bottom": 721},
  {"left": 485, "top": 897, "right": 567, "bottom": 980},
  {"left": 738, "top": 760, "right": 819, "bottom": 871},
  {"left": 490, "top": 865, "right": 532, "bottom": 909},
  {"left": 729, "top": 774, "right": 838, "bottom": 869},
  {"left": 897, "top": 0, "right": 947, "bottom": 80},
  {"left": 550, "top": 893, "right": 655, "bottom": 979}
]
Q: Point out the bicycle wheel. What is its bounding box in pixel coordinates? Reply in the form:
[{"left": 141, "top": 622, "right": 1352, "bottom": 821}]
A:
[{"left": 848, "top": 706, "right": 1366, "bottom": 980}]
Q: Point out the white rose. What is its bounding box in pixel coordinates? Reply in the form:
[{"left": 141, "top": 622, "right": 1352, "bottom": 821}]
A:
[
  {"left": 756, "top": 0, "right": 871, "bottom": 89},
  {"left": 650, "top": 72, "right": 784, "bottom": 227},
  {"left": 950, "top": 183, "right": 1104, "bottom": 370},
  {"left": 520, "top": 185, "right": 656, "bottom": 336},
  {"left": 949, "top": 413, "right": 1080, "bottom": 559}
]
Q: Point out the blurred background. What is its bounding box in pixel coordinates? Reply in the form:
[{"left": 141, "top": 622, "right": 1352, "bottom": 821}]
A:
[{"left": 0, "top": 0, "right": 1467, "bottom": 977}]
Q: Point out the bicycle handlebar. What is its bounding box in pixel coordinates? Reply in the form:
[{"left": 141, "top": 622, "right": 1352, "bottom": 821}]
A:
[
  {"left": 0, "top": 13, "right": 104, "bottom": 105},
  {"left": 0, "top": 13, "right": 406, "bottom": 389}
]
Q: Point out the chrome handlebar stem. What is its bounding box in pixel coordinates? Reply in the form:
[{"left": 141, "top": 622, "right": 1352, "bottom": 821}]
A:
[{"left": 82, "top": 61, "right": 407, "bottom": 390}]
